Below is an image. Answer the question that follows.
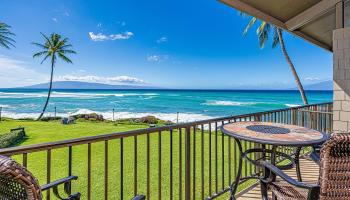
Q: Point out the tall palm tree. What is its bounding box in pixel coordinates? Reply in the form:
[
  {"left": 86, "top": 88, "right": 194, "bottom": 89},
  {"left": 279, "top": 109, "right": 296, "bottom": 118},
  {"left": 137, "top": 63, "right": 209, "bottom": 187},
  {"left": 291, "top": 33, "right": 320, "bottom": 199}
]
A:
[
  {"left": 0, "top": 22, "right": 15, "bottom": 49},
  {"left": 33, "top": 33, "right": 76, "bottom": 120},
  {"left": 243, "top": 17, "right": 309, "bottom": 105}
]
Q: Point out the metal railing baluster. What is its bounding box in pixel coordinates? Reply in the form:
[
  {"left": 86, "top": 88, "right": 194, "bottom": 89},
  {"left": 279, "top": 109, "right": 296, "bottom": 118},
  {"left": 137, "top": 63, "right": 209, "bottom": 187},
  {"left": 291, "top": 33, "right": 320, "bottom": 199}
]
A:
[
  {"left": 134, "top": 136, "right": 138, "bottom": 196},
  {"left": 120, "top": 139, "right": 124, "bottom": 200},
  {"left": 87, "top": 143, "right": 91, "bottom": 200},
  {"left": 147, "top": 133, "right": 150, "bottom": 199},
  {"left": 47, "top": 149, "right": 51, "bottom": 200},
  {"left": 170, "top": 129, "right": 173, "bottom": 200},
  {"left": 201, "top": 124, "right": 204, "bottom": 200},
  {"left": 105, "top": 141, "right": 108, "bottom": 200},
  {"left": 158, "top": 131, "right": 162, "bottom": 200}
]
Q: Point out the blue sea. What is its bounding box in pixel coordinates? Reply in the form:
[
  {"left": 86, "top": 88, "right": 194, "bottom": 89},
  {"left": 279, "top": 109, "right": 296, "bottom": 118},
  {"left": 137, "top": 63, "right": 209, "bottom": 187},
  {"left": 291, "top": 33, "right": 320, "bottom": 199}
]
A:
[{"left": 0, "top": 89, "right": 332, "bottom": 122}]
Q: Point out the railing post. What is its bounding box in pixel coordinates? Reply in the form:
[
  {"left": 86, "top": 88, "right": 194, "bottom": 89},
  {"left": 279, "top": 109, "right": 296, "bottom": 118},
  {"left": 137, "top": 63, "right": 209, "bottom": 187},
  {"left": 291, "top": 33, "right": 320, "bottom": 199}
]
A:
[
  {"left": 185, "top": 126, "right": 191, "bottom": 200},
  {"left": 254, "top": 115, "right": 262, "bottom": 174}
]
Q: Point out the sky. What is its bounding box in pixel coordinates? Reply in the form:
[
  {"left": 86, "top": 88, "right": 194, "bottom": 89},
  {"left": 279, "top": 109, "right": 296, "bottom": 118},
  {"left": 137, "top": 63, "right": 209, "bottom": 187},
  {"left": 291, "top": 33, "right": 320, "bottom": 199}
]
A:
[{"left": 0, "top": 0, "right": 333, "bottom": 89}]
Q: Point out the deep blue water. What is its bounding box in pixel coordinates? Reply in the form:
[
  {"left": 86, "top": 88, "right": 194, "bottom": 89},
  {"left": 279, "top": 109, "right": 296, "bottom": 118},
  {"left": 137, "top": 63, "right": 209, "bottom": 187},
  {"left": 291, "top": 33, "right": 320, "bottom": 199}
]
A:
[{"left": 0, "top": 89, "right": 332, "bottom": 122}]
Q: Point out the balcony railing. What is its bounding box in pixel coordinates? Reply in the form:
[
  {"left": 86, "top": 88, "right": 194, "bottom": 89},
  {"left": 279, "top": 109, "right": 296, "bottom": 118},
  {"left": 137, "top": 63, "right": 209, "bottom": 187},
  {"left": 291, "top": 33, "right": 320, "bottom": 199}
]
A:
[{"left": 0, "top": 102, "right": 332, "bottom": 200}]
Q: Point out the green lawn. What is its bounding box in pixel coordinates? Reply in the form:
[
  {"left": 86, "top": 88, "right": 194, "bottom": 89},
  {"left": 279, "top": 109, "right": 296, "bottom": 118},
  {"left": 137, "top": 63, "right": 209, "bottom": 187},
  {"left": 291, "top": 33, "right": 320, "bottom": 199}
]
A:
[{"left": 0, "top": 119, "right": 257, "bottom": 200}]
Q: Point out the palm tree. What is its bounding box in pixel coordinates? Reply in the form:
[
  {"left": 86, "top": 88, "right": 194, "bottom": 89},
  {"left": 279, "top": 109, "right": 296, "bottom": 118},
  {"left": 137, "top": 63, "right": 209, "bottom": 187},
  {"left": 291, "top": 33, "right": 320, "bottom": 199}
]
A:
[
  {"left": 0, "top": 22, "right": 15, "bottom": 49},
  {"left": 33, "top": 33, "right": 76, "bottom": 120},
  {"left": 243, "top": 17, "right": 309, "bottom": 105}
]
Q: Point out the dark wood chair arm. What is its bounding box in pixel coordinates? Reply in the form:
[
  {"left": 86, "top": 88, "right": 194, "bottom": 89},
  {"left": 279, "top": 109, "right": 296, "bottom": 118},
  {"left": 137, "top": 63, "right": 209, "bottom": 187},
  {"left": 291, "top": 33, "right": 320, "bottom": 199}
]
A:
[
  {"left": 41, "top": 175, "right": 78, "bottom": 191},
  {"left": 132, "top": 195, "right": 146, "bottom": 200},
  {"left": 260, "top": 161, "right": 319, "bottom": 190}
]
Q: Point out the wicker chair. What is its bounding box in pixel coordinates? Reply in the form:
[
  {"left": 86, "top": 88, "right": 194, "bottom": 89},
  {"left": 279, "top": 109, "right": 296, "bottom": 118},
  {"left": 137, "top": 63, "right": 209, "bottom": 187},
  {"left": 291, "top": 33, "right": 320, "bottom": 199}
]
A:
[
  {"left": 0, "top": 155, "right": 80, "bottom": 200},
  {"left": 259, "top": 133, "right": 350, "bottom": 200}
]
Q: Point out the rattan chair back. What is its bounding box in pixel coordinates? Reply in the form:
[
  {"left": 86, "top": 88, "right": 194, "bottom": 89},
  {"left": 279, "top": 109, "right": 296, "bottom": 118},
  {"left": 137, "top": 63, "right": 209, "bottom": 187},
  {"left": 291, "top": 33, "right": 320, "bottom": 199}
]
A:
[
  {"left": 319, "top": 133, "right": 350, "bottom": 200},
  {"left": 0, "top": 155, "right": 41, "bottom": 200}
]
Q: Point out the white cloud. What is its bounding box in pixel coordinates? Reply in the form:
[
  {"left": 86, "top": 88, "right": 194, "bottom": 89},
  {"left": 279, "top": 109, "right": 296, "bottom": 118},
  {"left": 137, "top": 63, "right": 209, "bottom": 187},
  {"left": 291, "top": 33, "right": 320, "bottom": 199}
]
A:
[
  {"left": 56, "top": 75, "right": 145, "bottom": 84},
  {"left": 305, "top": 77, "right": 320, "bottom": 81},
  {"left": 0, "top": 56, "right": 47, "bottom": 87},
  {"left": 157, "top": 36, "right": 167, "bottom": 43},
  {"left": 147, "top": 55, "right": 169, "bottom": 62},
  {"left": 88, "top": 32, "right": 134, "bottom": 41},
  {"left": 97, "top": 23, "right": 102, "bottom": 28},
  {"left": 52, "top": 18, "right": 58, "bottom": 22}
]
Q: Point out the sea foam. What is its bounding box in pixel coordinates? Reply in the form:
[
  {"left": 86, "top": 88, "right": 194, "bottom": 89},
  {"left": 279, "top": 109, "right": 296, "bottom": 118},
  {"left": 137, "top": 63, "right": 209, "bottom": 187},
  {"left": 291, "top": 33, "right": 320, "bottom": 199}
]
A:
[
  {"left": 203, "top": 100, "right": 256, "bottom": 106},
  {"left": 1, "top": 109, "right": 213, "bottom": 123},
  {"left": 285, "top": 104, "right": 301, "bottom": 107}
]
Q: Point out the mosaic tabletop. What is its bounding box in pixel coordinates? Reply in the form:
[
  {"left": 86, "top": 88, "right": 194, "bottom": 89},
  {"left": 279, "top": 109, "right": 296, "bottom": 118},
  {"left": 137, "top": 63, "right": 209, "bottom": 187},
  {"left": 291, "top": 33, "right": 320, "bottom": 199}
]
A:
[{"left": 221, "top": 121, "right": 327, "bottom": 146}]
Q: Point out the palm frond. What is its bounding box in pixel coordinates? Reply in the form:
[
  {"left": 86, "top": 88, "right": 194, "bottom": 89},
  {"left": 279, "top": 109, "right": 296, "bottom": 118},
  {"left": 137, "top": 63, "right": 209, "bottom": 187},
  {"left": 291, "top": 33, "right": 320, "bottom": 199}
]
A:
[
  {"left": 0, "top": 31, "right": 15, "bottom": 36},
  {"left": 256, "top": 22, "right": 269, "bottom": 35},
  {"left": 40, "top": 32, "right": 52, "bottom": 47},
  {"left": 60, "top": 44, "right": 73, "bottom": 49},
  {"left": 58, "top": 52, "right": 73, "bottom": 64},
  {"left": 40, "top": 54, "right": 51, "bottom": 64},
  {"left": 0, "top": 35, "right": 15, "bottom": 43},
  {"left": 0, "top": 40, "right": 10, "bottom": 49},
  {"left": 243, "top": 17, "right": 257, "bottom": 36},
  {"left": 33, "top": 51, "right": 48, "bottom": 58},
  {"left": 257, "top": 22, "right": 271, "bottom": 49},
  {"left": 272, "top": 27, "right": 280, "bottom": 48},
  {"left": 57, "top": 49, "right": 76, "bottom": 54},
  {"left": 0, "top": 22, "right": 15, "bottom": 49},
  {"left": 32, "top": 42, "right": 48, "bottom": 50},
  {"left": 239, "top": 11, "right": 249, "bottom": 18},
  {"left": 51, "top": 33, "right": 61, "bottom": 46}
]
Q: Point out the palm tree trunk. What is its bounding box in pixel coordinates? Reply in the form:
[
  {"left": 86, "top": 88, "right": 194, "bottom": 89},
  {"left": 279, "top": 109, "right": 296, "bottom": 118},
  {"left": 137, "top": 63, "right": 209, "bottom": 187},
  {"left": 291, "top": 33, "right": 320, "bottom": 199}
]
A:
[
  {"left": 37, "top": 58, "right": 54, "bottom": 120},
  {"left": 276, "top": 28, "right": 309, "bottom": 105}
]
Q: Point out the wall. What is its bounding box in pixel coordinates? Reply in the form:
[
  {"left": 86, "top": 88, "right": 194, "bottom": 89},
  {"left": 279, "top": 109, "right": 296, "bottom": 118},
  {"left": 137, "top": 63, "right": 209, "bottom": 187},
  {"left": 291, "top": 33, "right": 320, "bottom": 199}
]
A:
[{"left": 333, "top": 27, "right": 350, "bottom": 131}]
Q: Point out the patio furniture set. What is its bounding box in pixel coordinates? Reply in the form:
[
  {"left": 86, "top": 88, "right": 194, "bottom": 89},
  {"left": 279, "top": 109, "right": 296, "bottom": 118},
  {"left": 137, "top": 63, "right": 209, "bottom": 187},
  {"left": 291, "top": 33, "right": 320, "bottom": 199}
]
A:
[{"left": 221, "top": 121, "right": 350, "bottom": 200}]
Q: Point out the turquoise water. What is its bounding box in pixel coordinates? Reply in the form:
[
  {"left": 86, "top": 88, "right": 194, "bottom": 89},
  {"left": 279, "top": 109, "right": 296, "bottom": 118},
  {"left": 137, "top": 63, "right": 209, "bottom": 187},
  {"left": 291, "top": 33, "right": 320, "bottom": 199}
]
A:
[{"left": 0, "top": 89, "right": 332, "bottom": 122}]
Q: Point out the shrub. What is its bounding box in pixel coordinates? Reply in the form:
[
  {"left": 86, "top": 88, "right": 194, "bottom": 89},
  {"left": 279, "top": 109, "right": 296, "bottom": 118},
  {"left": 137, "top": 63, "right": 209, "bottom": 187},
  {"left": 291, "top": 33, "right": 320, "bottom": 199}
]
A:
[
  {"left": 0, "top": 127, "right": 26, "bottom": 148},
  {"left": 40, "top": 116, "right": 62, "bottom": 121},
  {"left": 139, "top": 116, "right": 158, "bottom": 124},
  {"left": 72, "top": 113, "right": 104, "bottom": 121},
  {"left": 164, "top": 120, "right": 174, "bottom": 125}
]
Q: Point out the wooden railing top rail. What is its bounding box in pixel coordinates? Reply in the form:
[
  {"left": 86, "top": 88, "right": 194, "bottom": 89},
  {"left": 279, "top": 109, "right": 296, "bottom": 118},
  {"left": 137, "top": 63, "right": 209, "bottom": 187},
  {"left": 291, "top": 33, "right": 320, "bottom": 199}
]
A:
[
  {"left": 298, "top": 109, "right": 333, "bottom": 115},
  {"left": 0, "top": 102, "right": 332, "bottom": 156}
]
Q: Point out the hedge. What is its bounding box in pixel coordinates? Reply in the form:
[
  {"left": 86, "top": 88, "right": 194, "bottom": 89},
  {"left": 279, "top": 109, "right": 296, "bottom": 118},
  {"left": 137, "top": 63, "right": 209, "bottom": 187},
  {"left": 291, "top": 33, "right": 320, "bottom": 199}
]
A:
[{"left": 0, "top": 127, "right": 26, "bottom": 148}]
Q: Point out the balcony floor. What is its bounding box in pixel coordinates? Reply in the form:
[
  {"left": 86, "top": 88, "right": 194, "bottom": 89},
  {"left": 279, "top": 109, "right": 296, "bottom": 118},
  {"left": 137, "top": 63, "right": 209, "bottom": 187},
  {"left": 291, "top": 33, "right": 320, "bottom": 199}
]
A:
[{"left": 237, "top": 156, "right": 319, "bottom": 200}]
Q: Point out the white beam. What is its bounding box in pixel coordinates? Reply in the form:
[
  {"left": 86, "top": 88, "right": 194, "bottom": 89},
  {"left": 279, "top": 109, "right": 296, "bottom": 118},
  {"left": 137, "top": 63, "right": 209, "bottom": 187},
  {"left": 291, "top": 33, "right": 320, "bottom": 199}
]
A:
[
  {"left": 286, "top": 0, "right": 342, "bottom": 31},
  {"left": 219, "top": 0, "right": 287, "bottom": 29}
]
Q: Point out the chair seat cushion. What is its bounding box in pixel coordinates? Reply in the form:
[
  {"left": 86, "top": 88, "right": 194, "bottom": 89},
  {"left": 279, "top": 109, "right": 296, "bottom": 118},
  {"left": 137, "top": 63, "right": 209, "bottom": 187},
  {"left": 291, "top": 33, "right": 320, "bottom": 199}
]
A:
[{"left": 269, "top": 181, "right": 309, "bottom": 200}]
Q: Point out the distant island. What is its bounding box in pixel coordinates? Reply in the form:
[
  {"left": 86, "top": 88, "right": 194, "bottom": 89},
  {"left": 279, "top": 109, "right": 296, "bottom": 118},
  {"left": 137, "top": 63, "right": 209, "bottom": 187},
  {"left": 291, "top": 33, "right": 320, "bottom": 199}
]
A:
[
  {"left": 17, "top": 81, "right": 160, "bottom": 90},
  {"left": 291, "top": 80, "right": 332, "bottom": 91},
  {"left": 7, "top": 80, "right": 333, "bottom": 90}
]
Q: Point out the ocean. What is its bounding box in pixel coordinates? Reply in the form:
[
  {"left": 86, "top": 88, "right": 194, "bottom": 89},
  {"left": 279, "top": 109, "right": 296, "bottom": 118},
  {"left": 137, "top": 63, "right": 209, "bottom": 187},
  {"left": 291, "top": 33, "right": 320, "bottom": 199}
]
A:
[{"left": 0, "top": 89, "right": 332, "bottom": 122}]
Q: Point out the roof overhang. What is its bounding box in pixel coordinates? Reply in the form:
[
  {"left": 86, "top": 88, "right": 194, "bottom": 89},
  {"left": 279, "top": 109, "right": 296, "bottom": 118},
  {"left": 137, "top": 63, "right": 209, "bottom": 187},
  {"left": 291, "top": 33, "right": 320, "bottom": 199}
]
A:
[{"left": 220, "top": 0, "right": 350, "bottom": 52}]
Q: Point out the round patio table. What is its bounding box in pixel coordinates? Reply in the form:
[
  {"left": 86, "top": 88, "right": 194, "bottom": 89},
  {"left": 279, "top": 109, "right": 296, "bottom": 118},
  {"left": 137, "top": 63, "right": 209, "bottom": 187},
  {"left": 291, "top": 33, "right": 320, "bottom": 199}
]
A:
[{"left": 220, "top": 121, "right": 327, "bottom": 200}]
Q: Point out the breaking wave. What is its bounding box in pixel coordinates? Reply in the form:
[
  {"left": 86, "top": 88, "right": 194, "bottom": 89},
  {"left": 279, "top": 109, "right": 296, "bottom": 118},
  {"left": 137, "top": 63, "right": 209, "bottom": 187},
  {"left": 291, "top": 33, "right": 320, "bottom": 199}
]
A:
[
  {"left": 1, "top": 109, "right": 213, "bottom": 123},
  {"left": 203, "top": 100, "right": 256, "bottom": 106}
]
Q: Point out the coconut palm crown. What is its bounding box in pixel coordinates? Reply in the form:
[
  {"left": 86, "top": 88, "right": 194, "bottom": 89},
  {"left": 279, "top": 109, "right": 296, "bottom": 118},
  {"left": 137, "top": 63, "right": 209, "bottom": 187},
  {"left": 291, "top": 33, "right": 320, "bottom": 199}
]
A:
[
  {"left": 242, "top": 16, "right": 309, "bottom": 105},
  {"left": 33, "top": 33, "right": 76, "bottom": 120}
]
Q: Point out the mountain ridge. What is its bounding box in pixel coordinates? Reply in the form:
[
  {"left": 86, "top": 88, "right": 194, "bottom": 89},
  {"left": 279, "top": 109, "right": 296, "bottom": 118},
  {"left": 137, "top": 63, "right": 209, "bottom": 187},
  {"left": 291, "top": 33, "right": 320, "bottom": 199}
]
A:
[
  {"left": 16, "top": 81, "right": 160, "bottom": 90},
  {"left": 291, "top": 80, "right": 332, "bottom": 91}
]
